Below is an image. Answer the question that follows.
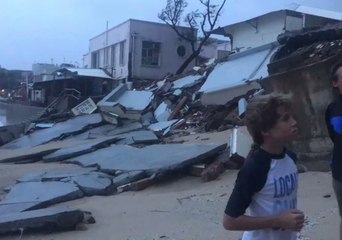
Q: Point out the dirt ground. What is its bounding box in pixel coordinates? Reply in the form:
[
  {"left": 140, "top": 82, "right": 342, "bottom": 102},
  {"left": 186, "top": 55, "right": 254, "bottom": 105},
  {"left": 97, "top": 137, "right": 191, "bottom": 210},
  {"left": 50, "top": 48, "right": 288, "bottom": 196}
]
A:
[{"left": 0, "top": 129, "right": 339, "bottom": 240}]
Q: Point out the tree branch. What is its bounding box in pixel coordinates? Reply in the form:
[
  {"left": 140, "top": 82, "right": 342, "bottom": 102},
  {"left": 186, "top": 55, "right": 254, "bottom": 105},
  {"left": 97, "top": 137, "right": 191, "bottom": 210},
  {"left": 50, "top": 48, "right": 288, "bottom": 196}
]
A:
[
  {"left": 211, "top": 0, "right": 226, "bottom": 29},
  {"left": 158, "top": 0, "right": 227, "bottom": 74}
]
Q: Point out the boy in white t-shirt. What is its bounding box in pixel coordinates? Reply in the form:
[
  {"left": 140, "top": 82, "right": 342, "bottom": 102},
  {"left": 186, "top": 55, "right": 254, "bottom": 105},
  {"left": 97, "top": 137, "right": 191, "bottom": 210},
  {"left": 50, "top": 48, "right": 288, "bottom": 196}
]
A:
[{"left": 223, "top": 94, "right": 305, "bottom": 240}]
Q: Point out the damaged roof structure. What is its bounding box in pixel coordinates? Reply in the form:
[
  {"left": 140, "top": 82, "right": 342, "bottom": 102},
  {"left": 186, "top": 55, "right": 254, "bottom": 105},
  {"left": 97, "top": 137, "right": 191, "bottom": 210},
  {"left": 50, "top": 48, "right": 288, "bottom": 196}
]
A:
[{"left": 199, "top": 43, "right": 277, "bottom": 105}]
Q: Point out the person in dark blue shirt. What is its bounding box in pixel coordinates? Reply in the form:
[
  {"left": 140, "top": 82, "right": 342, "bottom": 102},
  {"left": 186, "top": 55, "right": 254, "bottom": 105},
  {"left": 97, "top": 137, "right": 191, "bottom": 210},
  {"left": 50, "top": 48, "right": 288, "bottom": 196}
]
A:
[{"left": 325, "top": 61, "right": 342, "bottom": 240}]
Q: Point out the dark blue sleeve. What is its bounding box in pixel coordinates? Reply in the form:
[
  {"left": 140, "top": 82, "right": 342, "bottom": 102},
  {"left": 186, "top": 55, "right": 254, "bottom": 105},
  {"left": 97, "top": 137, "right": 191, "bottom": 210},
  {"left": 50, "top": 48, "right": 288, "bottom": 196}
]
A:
[
  {"left": 286, "top": 149, "right": 298, "bottom": 163},
  {"left": 224, "top": 152, "right": 271, "bottom": 218}
]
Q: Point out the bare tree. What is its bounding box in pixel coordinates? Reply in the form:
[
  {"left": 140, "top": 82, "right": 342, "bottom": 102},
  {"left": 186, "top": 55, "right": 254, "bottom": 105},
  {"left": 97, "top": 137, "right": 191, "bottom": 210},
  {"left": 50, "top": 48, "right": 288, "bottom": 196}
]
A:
[{"left": 159, "top": 0, "right": 227, "bottom": 74}]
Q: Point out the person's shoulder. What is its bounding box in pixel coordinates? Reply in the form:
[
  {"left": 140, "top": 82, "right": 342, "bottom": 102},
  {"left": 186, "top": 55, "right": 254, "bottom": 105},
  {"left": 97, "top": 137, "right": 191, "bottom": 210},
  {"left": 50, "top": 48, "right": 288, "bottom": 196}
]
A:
[
  {"left": 236, "top": 148, "right": 272, "bottom": 193},
  {"left": 285, "top": 148, "right": 298, "bottom": 163},
  {"left": 240, "top": 148, "right": 272, "bottom": 176},
  {"left": 246, "top": 147, "right": 273, "bottom": 164}
]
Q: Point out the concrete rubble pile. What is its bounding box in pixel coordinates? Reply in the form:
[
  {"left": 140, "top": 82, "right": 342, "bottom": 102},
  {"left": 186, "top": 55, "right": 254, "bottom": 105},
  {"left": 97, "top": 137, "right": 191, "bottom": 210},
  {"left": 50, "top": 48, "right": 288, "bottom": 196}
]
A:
[
  {"left": 0, "top": 58, "right": 256, "bottom": 236},
  {"left": 271, "top": 21, "right": 342, "bottom": 74}
]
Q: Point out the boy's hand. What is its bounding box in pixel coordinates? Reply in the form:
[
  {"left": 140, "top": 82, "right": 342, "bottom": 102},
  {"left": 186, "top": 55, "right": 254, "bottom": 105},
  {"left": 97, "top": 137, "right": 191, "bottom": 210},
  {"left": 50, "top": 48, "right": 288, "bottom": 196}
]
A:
[{"left": 277, "top": 210, "right": 305, "bottom": 231}]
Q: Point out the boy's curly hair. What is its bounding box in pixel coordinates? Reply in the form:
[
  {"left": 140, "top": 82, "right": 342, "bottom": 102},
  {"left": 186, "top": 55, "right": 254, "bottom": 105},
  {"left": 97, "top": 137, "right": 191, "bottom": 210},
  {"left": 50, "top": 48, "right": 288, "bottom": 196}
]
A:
[{"left": 244, "top": 94, "right": 292, "bottom": 145}]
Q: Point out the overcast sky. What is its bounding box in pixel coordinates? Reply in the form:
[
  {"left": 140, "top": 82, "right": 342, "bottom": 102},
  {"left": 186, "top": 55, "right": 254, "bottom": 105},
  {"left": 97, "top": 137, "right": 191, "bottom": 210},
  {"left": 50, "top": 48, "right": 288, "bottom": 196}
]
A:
[{"left": 1, "top": 0, "right": 341, "bottom": 70}]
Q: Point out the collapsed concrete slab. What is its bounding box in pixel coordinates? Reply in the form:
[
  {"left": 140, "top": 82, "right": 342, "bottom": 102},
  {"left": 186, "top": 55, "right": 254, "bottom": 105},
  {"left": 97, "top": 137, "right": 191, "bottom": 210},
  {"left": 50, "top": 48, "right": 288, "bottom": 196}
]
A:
[
  {"left": 70, "top": 172, "right": 114, "bottom": 196},
  {"left": 17, "top": 168, "right": 98, "bottom": 183},
  {"left": 106, "top": 121, "right": 144, "bottom": 136},
  {"left": 42, "top": 136, "right": 122, "bottom": 162},
  {"left": 98, "top": 84, "right": 153, "bottom": 120},
  {"left": 0, "top": 182, "right": 83, "bottom": 215},
  {"left": 113, "top": 171, "right": 146, "bottom": 187},
  {"left": 64, "top": 121, "right": 143, "bottom": 142},
  {"left": 0, "top": 114, "right": 103, "bottom": 149},
  {"left": 66, "top": 144, "right": 226, "bottom": 175},
  {"left": 66, "top": 124, "right": 118, "bottom": 140},
  {"left": 148, "top": 120, "right": 179, "bottom": 135},
  {"left": 0, "top": 207, "right": 85, "bottom": 234},
  {"left": 115, "top": 130, "right": 159, "bottom": 145},
  {"left": 0, "top": 140, "right": 92, "bottom": 163}
]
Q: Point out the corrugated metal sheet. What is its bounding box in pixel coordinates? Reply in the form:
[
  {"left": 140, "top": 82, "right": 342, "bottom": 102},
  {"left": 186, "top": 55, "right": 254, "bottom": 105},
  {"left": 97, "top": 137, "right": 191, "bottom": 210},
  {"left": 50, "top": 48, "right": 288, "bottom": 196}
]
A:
[{"left": 199, "top": 43, "right": 277, "bottom": 94}]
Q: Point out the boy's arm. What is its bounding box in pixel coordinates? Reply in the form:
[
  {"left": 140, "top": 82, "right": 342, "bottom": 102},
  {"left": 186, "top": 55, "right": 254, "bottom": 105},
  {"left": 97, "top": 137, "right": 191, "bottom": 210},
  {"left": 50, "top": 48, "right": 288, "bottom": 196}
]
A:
[
  {"left": 224, "top": 157, "right": 268, "bottom": 220},
  {"left": 223, "top": 210, "right": 304, "bottom": 231}
]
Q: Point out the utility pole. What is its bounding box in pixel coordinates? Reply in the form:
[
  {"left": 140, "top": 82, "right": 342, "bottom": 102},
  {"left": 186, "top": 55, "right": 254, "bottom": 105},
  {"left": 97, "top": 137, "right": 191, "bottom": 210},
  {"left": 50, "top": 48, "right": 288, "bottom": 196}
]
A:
[{"left": 104, "top": 21, "right": 109, "bottom": 68}]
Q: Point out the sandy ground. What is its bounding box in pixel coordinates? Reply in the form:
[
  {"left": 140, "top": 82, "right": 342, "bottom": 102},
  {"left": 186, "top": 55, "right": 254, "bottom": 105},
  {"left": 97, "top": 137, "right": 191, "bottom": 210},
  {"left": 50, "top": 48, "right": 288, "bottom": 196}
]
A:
[{"left": 0, "top": 129, "right": 339, "bottom": 240}]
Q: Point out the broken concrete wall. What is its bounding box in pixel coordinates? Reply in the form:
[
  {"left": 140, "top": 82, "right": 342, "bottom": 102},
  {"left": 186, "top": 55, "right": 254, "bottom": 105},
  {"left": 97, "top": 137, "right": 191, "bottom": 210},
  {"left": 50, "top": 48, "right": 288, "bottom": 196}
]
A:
[{"left": 260, "top": 53, "right": 340, "bottom": 169}]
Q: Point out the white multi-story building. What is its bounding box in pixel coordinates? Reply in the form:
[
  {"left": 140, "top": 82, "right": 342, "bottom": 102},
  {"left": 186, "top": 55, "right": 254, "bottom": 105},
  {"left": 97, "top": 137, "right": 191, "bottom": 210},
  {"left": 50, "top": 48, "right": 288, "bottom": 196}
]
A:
[{"left": 84, "top": 19, "right": 198, "bottom": 84}]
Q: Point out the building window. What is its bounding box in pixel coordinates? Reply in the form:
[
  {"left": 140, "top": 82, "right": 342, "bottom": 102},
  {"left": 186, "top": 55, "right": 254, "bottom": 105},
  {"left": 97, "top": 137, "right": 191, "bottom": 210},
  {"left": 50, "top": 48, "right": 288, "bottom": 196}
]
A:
[
  {"left": 141, "top": 41, "right": 160, "bottom": 66},
  {"left": 91, "top": 51, "right": 100, "bottom": 68},
  {"left": 111, "top": 45, "right": 116, "bottom": 67},
  {"left": 119, "top": 41, "right": 125, "bottom": 66},
  {"left": 177, "top": 46, "right": 186, "bottom": 57}
]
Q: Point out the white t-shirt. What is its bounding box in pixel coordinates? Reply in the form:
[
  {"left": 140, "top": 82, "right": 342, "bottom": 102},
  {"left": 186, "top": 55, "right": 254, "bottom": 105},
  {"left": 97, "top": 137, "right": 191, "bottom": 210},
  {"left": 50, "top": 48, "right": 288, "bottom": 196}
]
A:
[{"left": 225, "top": 148, "right": 298, "bottom": 240}]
